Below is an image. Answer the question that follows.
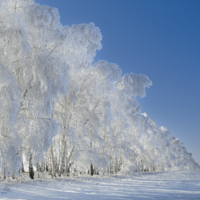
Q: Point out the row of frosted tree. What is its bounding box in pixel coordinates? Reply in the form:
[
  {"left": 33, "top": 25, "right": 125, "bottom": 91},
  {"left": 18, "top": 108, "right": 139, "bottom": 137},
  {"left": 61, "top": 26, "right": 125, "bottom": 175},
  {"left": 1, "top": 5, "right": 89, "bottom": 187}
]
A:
[{"left": 0, "top": 0, "right": 199, "bottom": 180}]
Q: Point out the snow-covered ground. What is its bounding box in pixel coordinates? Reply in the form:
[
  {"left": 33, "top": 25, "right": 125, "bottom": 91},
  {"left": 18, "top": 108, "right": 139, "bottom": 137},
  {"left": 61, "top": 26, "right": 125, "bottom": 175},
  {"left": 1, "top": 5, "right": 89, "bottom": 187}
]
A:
[{"left": 0, "top": 170, "right": 200, "bottom": 200}]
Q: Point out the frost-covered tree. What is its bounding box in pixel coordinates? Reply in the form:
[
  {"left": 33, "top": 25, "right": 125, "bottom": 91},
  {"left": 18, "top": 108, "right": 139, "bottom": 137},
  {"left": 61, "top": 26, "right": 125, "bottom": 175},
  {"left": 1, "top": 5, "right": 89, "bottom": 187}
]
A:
[
  {"left": 0, "top": 62, "right": 21, "bottom": 179},
  {"left": 40, "top": 0, "right": 199, "bottom": 176},
  {"left": 0, "top": 0, "right": 69, "bottom": 178},
  {"left": 50, "top": 24, "right": 105, "bottom": 175},
  {"left": 0, "top": 0, "right": 199, "bottom": 180}
]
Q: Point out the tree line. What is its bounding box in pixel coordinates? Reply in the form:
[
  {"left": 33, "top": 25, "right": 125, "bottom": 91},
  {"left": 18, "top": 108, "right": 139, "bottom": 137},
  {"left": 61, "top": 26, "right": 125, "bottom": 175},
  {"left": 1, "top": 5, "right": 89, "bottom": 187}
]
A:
[{"left": 0, "top": 0, "right": 199, "bottom": 180}]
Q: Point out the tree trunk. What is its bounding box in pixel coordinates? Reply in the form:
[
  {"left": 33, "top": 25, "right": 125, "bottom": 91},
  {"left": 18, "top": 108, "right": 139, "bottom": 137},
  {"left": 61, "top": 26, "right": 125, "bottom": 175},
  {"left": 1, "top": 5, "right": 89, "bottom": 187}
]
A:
[
  {"left": 65, "top": 146, "right": 75, "bottom": 175},
  {"left": 29, "top": 154, "right": 34, "bottom": 179},
  {"left": 21, "top": 163, "right": 24, "bottom": 173},
  {"left": 90, "top": 163, "right": 94, "bottom": 176}
]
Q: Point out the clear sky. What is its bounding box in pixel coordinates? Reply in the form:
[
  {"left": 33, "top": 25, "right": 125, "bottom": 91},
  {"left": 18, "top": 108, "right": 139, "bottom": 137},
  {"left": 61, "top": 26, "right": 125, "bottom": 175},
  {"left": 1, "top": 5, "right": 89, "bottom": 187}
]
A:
[{"left": 35, "top": 0, "right": 200, "bottom": 165}]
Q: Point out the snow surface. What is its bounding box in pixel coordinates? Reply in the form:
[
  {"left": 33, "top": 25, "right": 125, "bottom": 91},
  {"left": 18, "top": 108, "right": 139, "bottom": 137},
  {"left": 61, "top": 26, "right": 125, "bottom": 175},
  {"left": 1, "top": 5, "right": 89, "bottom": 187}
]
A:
[{"left": 0, "top": 170, "right": 200, "bottom": 200}]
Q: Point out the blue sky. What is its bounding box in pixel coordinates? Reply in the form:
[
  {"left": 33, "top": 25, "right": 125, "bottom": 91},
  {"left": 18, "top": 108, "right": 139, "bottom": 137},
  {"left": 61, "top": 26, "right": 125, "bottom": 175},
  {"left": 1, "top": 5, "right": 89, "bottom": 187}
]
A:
[{"left": 35, "top": 0, "right": 200, "bottom": 164}]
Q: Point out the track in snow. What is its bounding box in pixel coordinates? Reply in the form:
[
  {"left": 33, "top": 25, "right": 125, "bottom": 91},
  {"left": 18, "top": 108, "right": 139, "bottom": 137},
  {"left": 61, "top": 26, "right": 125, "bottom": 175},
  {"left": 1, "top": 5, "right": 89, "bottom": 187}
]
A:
[{"left": 0, "top": 170, "right": 200, "bottom": 200}]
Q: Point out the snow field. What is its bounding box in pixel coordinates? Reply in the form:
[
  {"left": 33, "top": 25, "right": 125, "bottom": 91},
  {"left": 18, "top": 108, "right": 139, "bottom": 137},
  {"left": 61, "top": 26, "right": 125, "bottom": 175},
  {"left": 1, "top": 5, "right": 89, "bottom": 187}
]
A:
[{"left": 0, "top": 170, "right": 200, "bottom": 200}]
